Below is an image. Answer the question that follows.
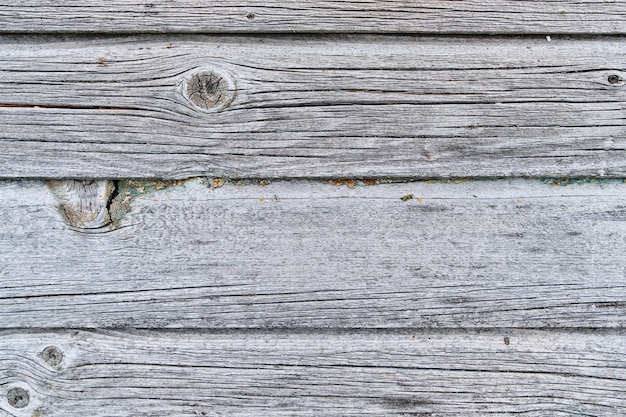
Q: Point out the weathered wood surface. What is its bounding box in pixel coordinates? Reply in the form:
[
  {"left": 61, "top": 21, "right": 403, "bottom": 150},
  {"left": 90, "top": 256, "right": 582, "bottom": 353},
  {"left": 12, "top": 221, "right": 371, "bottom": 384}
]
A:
[
  {"left": 2, "top": 1, "right": 626, "bottom": 35},
  {"left": 2, "top": 179, "right": 625, "bottom": 328},
  {"left": 0, "top": 329, "right": 624, "bottom": 416},
  {"left": 3, "top": 1, "right": 625, "bottom": 414},
  {"left": 46, "top": 180, "right": 115, "bottom": 230},
  {"left": 1, "top": 36, "right": 625, "bottom": 179}
]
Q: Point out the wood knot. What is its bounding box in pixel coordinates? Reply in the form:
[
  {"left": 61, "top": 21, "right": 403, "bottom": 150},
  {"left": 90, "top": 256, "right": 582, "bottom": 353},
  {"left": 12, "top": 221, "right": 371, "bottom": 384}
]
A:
[
  {"left": 47, "top": 180, "right": 116, "bottom": 232},
  {"left": 185, "top": 69, "right": 236, "bottom": 111},
  {"left": 7, "top": 387, "right": 29, "bottom": 409},
  {"left": 40, "top": 346, "right": 64, "bottom": 368},
  {"left": 607, "top": 74, "right": 622, "bottom": 85}
]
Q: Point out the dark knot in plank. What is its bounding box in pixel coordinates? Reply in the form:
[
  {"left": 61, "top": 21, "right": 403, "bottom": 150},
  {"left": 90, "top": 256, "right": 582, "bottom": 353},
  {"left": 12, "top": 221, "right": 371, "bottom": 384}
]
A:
[
  {"left": 185, "top": 69, "right": 236, "bottom": 111},
  {"left": 7, "top": 387, "right": 29, "bottom": 409},
  {"left": 41, "top": 346, "right": 64, "bottom": 368}
]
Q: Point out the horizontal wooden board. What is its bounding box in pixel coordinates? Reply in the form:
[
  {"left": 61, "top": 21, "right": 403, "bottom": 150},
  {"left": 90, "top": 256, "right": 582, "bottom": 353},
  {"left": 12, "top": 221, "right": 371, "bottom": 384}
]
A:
[
  {"left": 1, "top": 36, "right": 625, "bottom": 179},
  {"left": 2, "top": 1, "right": 626, "bottom": 35},
  {"left": 2, "top": 178, "right": 626, "bottom": 328},
  {"left": 0, "top": 329, "right": 624, "bottom": 416}
]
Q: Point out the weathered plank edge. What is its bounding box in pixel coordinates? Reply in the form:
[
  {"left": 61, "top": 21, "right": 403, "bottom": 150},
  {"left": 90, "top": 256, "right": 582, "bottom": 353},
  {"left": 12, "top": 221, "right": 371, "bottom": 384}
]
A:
[{"left": 2, "top": 0, "right": 626, "bottom": 35}]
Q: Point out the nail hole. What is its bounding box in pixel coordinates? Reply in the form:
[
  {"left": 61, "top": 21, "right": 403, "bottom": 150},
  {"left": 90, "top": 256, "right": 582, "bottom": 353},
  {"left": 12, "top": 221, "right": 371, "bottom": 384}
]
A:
[
  {"left": 246, "top": 13, "right": 255, "bottom": 20},
  {"left": 7, "top": 387, "right": 29, "bottom": 409},
  {"left": 608, "top": 74, "right": 620, "bottom": 84},
  {"left": 41, "top": 345, "right": 64, "bottom": 367}
]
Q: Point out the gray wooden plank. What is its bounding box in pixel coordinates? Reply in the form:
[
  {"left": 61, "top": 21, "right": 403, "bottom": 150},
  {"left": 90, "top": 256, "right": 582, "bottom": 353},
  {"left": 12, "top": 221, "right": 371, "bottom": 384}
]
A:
[
  {"left": 1, "top": 1, "right": 626, "bottom": 34},
  {"left": 1, "top": 36, "right": 625, "bottom": 179},
  {"left": 1, "top": 178, "right": 625, "bottom": 328},
  {"left": 0, "top": 329, "right": 624, "bottom": 416}
]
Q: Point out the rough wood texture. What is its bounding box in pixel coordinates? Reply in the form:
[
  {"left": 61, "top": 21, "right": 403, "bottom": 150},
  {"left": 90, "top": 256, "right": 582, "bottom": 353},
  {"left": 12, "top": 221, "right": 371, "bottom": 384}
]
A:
[
  {"left": 0, "top": 329, "right": 624, "bottom": 416},
  {"left": 2, "top": 1, "right": 626, "bottom": 35},
  {"left": 3, "top": 2, "right": 625, "bottom": 414},
  {"left": 46, "top": 180, "right": 115, "bottom": 231},
  {"left": 1, "top": 36, "right": 625, "bottom": 179},
  {"left": 1, "top": 179, "right": 625, "bottom": 328}
]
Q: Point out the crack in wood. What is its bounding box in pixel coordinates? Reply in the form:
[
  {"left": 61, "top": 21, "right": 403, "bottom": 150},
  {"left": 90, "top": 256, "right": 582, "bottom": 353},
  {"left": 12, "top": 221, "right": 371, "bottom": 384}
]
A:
[
  {"left": 46, "top": 179, "right": 115, "bottom": 232},
  {"left": 0, "top": 103, "right": 133, "bottom": 110},
  {"left": 45, "top": 177, "right": 626, "bottom": 233}
]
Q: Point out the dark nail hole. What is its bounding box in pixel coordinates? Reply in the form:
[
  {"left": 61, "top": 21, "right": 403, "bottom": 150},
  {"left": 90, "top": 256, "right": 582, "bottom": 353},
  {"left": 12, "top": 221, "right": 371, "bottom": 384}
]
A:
[
  {"left": 246, "top": 13, "right": 255, "bottom": 20},
  {"left": 41, "top": 345, "right": 64, "bottom": 367},
  {"left": 608, "top": 74, "right": 620, "bottom": 84},
  {"left": 7, "top": 387, "right": 29, "bottom": 409}
]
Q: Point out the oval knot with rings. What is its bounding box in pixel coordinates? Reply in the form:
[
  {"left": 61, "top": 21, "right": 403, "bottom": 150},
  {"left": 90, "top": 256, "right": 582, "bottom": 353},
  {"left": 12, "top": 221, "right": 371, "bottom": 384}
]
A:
[
  {"left": 184, "top": 69, "right": 236, "bottom": 111},
  {"left": 41, "top": 345, "right": 64, "bottom": 368},
  {"left": 7, "top": 387, "right": 29, "bottom": 409}
]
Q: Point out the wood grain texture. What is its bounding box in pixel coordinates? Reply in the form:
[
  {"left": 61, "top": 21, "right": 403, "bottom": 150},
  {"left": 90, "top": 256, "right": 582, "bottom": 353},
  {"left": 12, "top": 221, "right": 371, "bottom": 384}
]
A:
[
  {"left": 1, "top": 178, "right": 625, "bottom": 328},
  {"left": 46, "top": 180, "right": 115, "bottom": 230},
  {"left": 2, "top": 1, "right": 626, "bottom": 35},
  {"left": 0, "top": 329, "right": 624, "bottom": 416},
  {"left": 1, "top": 36, "right": 625, "bottom": 179}
]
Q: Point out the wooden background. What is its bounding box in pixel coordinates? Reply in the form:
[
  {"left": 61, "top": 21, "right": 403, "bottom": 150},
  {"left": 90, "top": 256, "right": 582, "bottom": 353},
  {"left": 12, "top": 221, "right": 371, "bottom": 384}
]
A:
[{"left": 1, "top": 2, "right": 625, "bottom": 416}]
